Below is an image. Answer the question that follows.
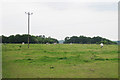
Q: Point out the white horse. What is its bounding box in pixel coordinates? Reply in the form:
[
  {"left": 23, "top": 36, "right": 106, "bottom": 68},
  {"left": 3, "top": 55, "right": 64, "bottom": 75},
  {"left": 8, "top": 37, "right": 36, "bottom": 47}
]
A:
[
  {"left": 22, "top": 42, "right": 25, "bottom": 45},
  {"left": 100, "top": 43, "right": 103, "bottom": 48}
]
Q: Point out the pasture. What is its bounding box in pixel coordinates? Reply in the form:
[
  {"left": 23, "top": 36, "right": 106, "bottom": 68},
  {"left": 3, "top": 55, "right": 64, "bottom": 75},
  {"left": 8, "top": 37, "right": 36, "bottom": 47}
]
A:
[{"left": 2, "top": 44, "right": 118, "bottom": 78}]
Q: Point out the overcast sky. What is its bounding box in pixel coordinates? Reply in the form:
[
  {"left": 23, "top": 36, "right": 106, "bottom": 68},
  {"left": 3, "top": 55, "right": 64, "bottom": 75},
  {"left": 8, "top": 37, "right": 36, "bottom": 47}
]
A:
[{"left": 0, "top": 0, "right": 119, "bottom": 40}]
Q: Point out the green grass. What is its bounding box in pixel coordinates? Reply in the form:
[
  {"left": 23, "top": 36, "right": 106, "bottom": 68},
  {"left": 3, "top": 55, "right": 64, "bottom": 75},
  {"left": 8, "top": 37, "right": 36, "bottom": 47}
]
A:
[{"left": 2, "top": 44, "right": 118, "bottom": 78}]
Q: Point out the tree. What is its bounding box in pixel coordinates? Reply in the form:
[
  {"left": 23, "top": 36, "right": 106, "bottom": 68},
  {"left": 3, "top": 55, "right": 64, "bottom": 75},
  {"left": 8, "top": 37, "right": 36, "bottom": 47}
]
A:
[
  {"left": 64, "top": 35, "right": 117, "bottom": 44},
  {"left": 2, "top": 34, "right": 59, "bottom": 44}
]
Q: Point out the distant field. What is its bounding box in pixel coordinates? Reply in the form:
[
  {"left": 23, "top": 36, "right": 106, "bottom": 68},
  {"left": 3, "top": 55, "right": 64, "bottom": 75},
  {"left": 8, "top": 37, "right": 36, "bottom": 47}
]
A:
[{"left": 2, "top": 44, "right": 118, "bottom": 78}]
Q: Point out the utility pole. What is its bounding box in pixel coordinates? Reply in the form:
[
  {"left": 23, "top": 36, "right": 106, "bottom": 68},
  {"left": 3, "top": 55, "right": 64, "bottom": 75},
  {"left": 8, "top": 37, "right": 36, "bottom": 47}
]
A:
[{"left": 25, "top": 12, "right": 33, "bottom": 48}]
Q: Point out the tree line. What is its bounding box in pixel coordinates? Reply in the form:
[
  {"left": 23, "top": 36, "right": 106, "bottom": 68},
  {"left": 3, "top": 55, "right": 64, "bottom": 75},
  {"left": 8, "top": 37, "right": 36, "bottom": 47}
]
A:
[
  {"left": 64, "top": 36, "right": 117, "bottom": 44},
  {"left": 1, "top": 34, "right": 117, "bottom": 44},
  {"left": 2, "top": 34, "right": 58, "bottom": 44}
]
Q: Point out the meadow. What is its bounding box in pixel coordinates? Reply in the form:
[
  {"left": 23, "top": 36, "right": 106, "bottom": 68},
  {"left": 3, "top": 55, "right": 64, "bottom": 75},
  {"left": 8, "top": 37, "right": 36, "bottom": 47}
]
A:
[{"left": 2, "top": 44, "right": 118, "bottom": 78}]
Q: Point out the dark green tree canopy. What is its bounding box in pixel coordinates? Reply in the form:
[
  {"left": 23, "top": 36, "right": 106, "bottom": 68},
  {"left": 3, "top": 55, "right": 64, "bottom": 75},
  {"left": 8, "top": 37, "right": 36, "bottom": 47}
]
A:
[
  {"left": 1, "top": 34, "right": 117, "bottom": 44},
  {"left": 64, "top": 36, "right": 117, "bottom": 44},
  {"left": 2, "top": 34, "right": 58, "bottom": 44}
]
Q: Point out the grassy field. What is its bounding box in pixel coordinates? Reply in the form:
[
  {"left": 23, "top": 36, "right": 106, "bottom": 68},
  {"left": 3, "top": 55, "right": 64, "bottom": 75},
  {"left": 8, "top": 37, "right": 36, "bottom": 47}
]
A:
[{"left": 2, "top": 44, "right": 118, "bottom": 78}]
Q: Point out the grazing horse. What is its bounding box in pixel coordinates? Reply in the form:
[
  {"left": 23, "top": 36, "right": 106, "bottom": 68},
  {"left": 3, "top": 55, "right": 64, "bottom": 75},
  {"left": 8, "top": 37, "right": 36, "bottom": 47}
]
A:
[{"left": 100, "top": 43, "right": 103, "bottom": 48}]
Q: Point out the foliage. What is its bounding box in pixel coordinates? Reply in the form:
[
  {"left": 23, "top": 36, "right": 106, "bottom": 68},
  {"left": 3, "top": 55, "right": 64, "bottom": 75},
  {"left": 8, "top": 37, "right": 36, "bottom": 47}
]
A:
[
  {"left": 64, "top": 36, "right": 117, "bottom": 44},
  {"left": 2, "top": 34, "right": 58, "bottom": 44},
  {"left": 1, "top": 34, "right": 117, "bottom": 44}
]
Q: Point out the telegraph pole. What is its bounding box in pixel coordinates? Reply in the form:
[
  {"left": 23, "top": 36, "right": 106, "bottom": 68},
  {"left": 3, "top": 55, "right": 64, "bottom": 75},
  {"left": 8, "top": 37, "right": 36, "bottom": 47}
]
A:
[{"left": 25, "top": 12, "right": 33, "bottom": 48}]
